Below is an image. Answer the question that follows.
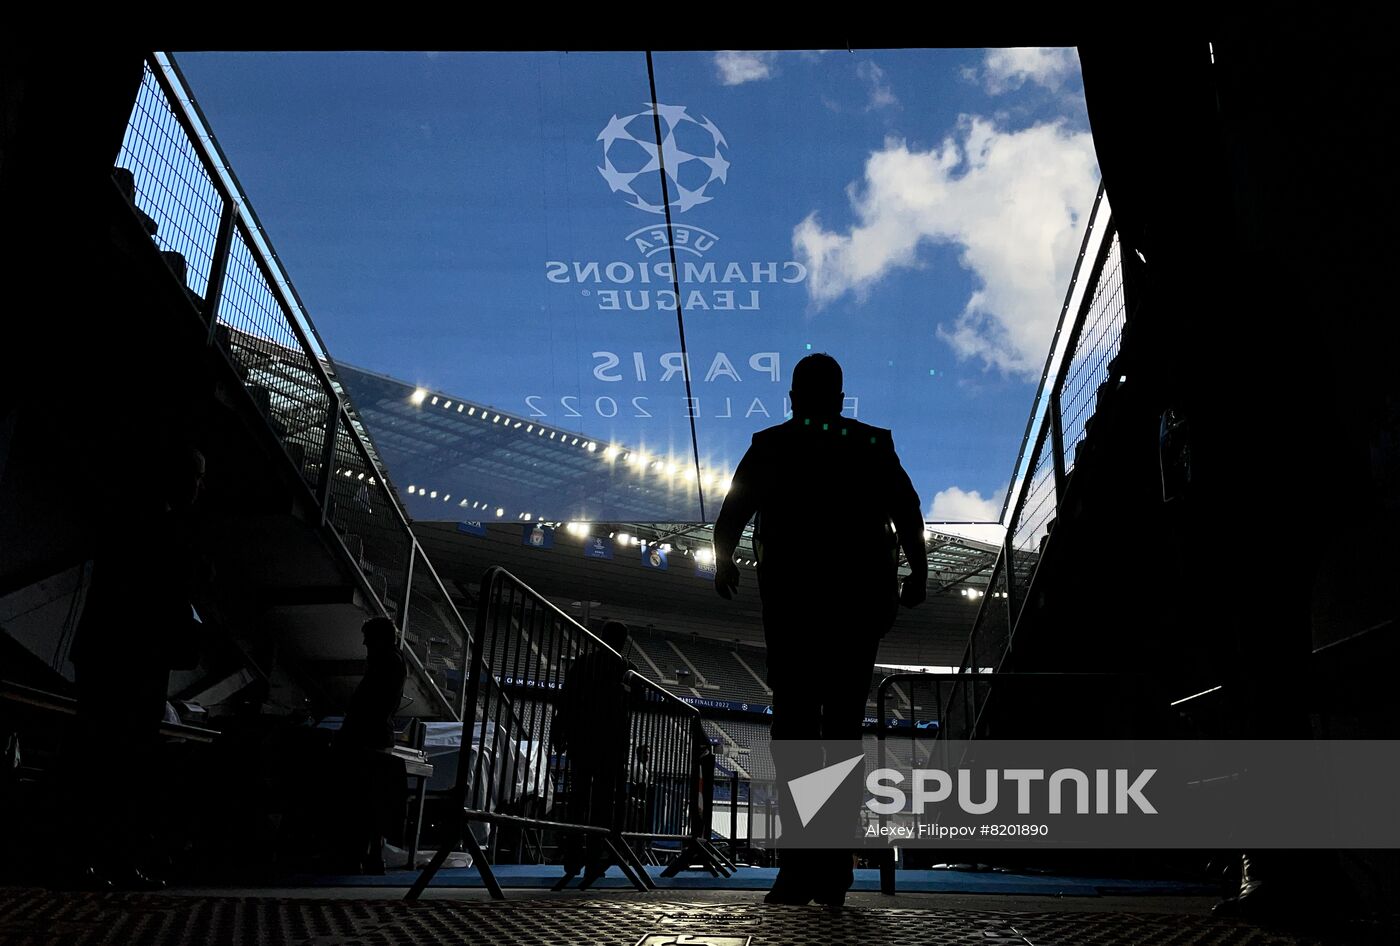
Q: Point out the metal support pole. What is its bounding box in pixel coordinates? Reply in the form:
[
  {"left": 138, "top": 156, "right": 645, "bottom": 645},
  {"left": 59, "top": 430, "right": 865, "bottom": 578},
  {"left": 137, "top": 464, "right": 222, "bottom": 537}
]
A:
[
  {"left": 729, "top": 772, "right": 738, "bottom": 856},
  {"left": 317, "top": 402, "right": 339, "bottom": 526},
  {"left": 1002, "top": 530, "right": 1017, "bottom": 650},
  {"left": 878, "top": 678, "right": 896, "bottom": 895},
  {"left": 398, "top": 544, "right": 416, "bottom": 647},
  {"left": 1050, "top": 388, "right": 1067, "bottom": 508},
  {"left": 202, "top": 200, "right": 236, "bottom": 336}
]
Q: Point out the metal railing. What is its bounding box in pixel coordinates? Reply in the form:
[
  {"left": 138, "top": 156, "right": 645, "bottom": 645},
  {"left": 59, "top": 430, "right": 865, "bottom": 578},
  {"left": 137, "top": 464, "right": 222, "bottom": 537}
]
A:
[
  {"left": 115, "top": 53, "right": 468, "bottom": 717},
  {"left": 873, "top": 670, "right": 1149, "bottom": 894},
  {"left": 407, "top": 566, "right": 727, "bottom": 899},
  {"left": 710, "top": 771, "right": 781, "bottom": 865},
  {"left": 945, "top": 185, "right": 1129, "bottom": 732}
]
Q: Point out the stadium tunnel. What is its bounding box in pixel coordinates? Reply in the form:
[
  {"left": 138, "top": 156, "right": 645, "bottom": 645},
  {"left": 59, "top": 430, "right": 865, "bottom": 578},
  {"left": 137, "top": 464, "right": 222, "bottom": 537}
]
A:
[{"left": 1, "top": 40, "right": 1398, "bottom": 945}]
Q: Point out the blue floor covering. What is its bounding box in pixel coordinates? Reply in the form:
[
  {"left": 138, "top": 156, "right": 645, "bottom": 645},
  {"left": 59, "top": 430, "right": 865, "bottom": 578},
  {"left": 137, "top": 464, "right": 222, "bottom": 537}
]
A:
[{"left": 293, "top": 865, "right": 1215, "bottom": 897}]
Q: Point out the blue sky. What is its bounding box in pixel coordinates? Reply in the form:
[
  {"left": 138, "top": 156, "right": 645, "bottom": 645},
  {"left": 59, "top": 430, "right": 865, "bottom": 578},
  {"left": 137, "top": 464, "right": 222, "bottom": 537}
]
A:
[{"left": 177, "top": 48, "right": 1098, "bottom": 525}]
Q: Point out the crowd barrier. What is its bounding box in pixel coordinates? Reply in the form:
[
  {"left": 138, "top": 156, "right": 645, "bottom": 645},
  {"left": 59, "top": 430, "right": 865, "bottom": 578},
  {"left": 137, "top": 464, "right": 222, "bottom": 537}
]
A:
[{"left": 407, "top": 567, "right": 727, "bottom": 899}]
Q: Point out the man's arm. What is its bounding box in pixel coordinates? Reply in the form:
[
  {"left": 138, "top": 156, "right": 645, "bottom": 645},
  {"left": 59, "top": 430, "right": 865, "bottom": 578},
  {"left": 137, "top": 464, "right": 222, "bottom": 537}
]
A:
[
  {"left": 711, "top": 440, "right": 763, "bottom": 600},
  {"left": 887, "top": 441, "right": 928, "bottom": 607}
]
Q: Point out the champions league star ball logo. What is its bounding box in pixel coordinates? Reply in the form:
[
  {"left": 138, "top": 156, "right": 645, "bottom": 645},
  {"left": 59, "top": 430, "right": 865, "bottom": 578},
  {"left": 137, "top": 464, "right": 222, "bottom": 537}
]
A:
[{"left": 597, "top": 104, "right": 729, "bottom": 215}]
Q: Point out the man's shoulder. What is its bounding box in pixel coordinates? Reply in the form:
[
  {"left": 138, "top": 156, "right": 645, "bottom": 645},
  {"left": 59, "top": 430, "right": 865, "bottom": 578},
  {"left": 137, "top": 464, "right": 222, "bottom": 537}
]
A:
[
  {"left": 845, "top": 418, "right": 892, "bottom": 443},
  {"left": 751, "top": 417, "right": 891, "bottom": 436},
  {"left": 751, "top": 421, "right": 796, "bottom": 446}
]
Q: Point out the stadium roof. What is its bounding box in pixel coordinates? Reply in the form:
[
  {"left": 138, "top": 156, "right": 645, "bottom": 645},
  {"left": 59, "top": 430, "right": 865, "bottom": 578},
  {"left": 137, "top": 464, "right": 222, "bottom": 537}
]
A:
[{"left": 338, "top": 362, "right": 711, "bottom": 522}]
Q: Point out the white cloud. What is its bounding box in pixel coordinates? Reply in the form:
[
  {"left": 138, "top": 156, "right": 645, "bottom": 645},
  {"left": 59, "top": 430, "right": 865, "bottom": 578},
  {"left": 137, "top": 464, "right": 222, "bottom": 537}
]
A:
[
  {"left": 714, "top": 51, "right": 778, "bottom": 86},
  {"left": 929, "top": 485, "right": 1002, "bottom": 522},
  {"left": 858, "top": 61, "right": 898, "bottom": 110},
  {"left": 792, "top": 117, "right": 1099, "bottom": 376},
  {"left": 982, "top": 47, "right": 1079, "bottom": 95}
]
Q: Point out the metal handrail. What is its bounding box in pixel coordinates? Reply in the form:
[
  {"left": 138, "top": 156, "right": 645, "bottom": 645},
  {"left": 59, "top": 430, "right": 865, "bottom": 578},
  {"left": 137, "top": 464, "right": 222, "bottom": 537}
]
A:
[
  {"left": 940, "top": 188, "right": 1126, "bottom": 742},
  {"left": 872, "top": 669, "right": 1136, "bottom": 894},
  {"left": 997, "top": 182, "right": 1110, "bottom": 523}
]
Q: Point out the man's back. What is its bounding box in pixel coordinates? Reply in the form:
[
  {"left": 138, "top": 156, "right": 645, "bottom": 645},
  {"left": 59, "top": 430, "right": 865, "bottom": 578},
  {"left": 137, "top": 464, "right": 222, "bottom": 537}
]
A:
[{"left": 715, "top": 415, "right": 923, "bottom": 599}]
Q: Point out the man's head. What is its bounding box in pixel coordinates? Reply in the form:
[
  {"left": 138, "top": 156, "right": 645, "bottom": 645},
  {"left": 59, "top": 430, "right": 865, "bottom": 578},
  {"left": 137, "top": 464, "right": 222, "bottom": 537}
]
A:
[
  {"left": 362, "top": 616, "right": 397, "bottom": 651},
  {"left": 598, "top": 619, "right": 629, "bottom": 654},
  {"left": 790, "top": 353, "right": 843, "bottom": 418}
]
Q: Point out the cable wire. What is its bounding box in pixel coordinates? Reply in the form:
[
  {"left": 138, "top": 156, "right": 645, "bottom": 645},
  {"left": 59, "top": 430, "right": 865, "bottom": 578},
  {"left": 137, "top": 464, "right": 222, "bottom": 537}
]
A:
[{"left": 645, "top": 51, "right": 708, "bottom": 522}]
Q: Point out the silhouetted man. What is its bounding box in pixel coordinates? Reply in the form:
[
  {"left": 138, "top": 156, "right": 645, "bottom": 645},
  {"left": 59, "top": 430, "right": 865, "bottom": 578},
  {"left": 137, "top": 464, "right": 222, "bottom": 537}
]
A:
[
  {"left": 64, "top": 438, "right": 207, "bottom": 891},
  {"left": 554, "top": 619, "right": 631, "bottom": 886},
  {"left": 712, "top": 353, "right": 926, "bottom": 906},
  {"left": 331, "top": 616, "right": 407, "bottom": 873}
]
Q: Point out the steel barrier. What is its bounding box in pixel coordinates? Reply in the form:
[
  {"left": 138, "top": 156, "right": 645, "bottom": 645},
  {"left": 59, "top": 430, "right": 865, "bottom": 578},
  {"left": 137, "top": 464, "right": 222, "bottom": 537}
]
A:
[{"left": 407, "top": 567, "right": 725, "bottom": 899}]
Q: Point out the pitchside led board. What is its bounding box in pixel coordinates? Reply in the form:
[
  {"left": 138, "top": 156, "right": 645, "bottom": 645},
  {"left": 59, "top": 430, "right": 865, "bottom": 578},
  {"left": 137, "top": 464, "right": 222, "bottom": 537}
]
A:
[{"left": 177, "top": 50, "right": 1100, "bottom": 523}]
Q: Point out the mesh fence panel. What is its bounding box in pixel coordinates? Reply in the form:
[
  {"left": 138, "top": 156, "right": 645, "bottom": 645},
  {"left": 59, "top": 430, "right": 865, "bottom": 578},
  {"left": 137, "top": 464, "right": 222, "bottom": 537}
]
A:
[
  {"left": 1008, "top": 439, "right": 1055, "bottom": 615},
  {"left": 215, "top": 228, "right": 334, "bottom": 490},
  {"left": 972, "top": 558, "right": 1011, "bottom": 675},
  {"left": 117, "top": 62, "right": 222, "bottom": 298},
  {"left": 327, "top": 424, "right": 411, "bottom": 615}
]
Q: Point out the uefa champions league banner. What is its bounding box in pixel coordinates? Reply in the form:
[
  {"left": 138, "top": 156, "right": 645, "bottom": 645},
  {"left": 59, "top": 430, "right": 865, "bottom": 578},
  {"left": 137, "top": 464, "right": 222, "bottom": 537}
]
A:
[{"left": 177, "top": 51, "right": 1098, "bottom": 524}]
